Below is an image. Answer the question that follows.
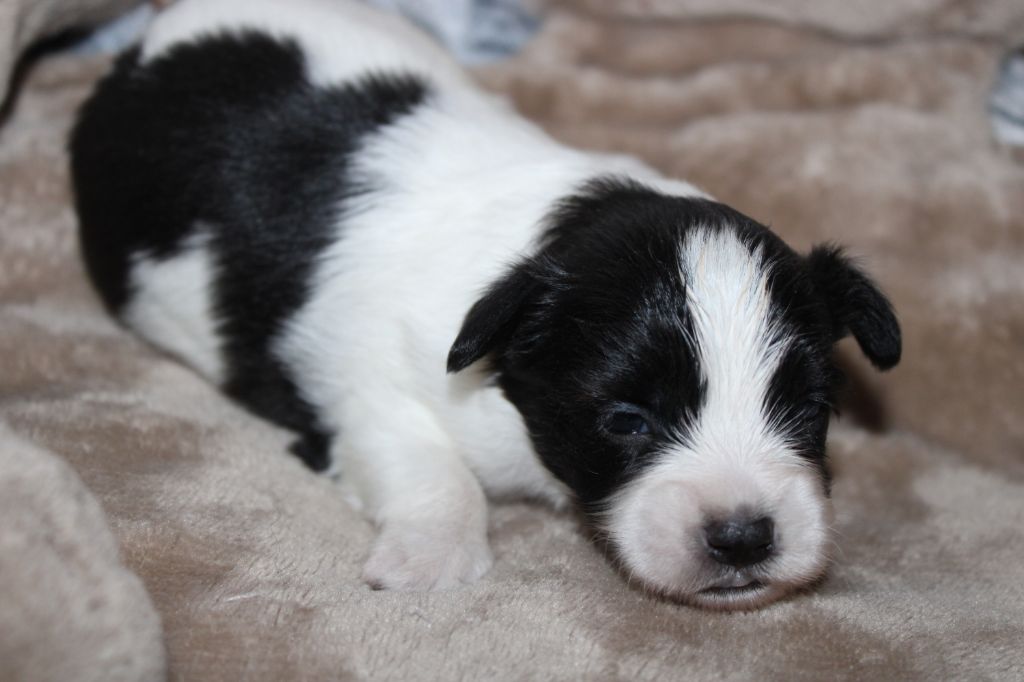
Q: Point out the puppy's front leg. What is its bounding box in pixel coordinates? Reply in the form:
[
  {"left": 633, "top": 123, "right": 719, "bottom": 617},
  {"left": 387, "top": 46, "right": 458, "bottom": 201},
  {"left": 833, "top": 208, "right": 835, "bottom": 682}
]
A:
[{"left": 340, "top": 398, "right": 492, "bottom": 591}]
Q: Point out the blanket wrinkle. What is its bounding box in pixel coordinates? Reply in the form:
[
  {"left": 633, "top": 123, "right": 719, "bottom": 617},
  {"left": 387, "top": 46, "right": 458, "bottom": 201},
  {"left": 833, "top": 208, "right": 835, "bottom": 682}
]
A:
[{"left": 0, "top": 421, "right": 166, "bottom": 682}]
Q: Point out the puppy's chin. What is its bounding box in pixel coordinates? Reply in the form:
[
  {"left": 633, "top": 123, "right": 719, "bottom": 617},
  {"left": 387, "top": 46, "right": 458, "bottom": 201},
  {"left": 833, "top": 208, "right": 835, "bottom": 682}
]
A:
[
  {"left": 600, "top": 459, "right": 833, "bottom": 611},
  {"left": 681, "top": 571, "right": 827, "bottom": 612},
  {"left": 688, "top": 580, "right": 779, "bottom": 612}
]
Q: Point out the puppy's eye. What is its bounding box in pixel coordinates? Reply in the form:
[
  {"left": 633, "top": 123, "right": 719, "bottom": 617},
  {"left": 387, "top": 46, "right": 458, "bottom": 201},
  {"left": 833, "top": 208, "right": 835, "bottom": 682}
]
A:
[{"left": 607, "top": 411, "right": 651, "bottom": 436}]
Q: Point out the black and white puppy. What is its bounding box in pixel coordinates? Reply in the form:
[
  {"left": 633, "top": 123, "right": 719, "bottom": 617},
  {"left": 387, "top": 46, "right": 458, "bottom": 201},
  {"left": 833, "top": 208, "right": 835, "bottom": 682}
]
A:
[{"left": 70, "top": 0, "right": 901, "bottom": 609}]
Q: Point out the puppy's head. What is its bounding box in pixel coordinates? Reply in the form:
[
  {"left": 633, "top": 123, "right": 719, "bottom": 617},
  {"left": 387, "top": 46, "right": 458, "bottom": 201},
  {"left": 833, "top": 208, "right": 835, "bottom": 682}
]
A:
[{"left": 448, "top": 178, "right": 901, "bottom": 610}]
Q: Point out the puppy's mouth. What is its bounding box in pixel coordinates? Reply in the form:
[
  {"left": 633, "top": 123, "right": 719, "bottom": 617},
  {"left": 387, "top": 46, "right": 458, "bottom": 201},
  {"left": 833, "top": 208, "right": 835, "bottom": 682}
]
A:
[
  {"left": 689, "top": 578, "right": 776, "bottom": 610},
  {"left": 698, "top": 580, "right": 764, "bottom": 597}
]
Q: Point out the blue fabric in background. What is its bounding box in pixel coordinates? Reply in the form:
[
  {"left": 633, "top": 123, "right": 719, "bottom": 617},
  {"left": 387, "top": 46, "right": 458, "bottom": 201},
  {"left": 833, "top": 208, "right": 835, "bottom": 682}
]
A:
[
  {"left": 71, "top": 5, "right": 154, "bottom": 55},
  {"left": 368, "top": 0, "right": 539, "bottom": 63},
  {"left": 991, "top": 50, "right": 1024, "bottom": 146}
]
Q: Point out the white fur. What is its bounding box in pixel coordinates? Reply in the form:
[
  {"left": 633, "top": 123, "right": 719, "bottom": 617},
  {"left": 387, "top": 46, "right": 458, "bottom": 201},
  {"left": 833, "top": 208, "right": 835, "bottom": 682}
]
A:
[
  {"left": 124, "top": 232, "right": 224, "bottom": 383},
  {"left": 603, "top": 229, "right": 831, "bottom": 608},
  {"left": 275, "top": 79, "right": 623, "bottom": 589}
]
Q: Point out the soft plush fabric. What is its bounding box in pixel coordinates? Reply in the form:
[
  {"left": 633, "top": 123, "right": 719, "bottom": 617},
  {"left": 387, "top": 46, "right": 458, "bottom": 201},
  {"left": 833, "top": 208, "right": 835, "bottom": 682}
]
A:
[
  {"left": 0, "top": 0, "right": 138, "bottom": 97},
  {"left": 1, "top": 1, "right": 1024, "bottom": 680},
  {"left": 0, "top": 424, "right": 165, "bottom": 682}
]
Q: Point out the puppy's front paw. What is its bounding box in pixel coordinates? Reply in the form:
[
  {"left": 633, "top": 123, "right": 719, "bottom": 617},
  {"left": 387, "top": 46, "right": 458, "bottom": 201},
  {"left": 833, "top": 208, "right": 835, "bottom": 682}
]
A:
[{"left": 362, "top": 522, "right": 493, "bottom": 591}]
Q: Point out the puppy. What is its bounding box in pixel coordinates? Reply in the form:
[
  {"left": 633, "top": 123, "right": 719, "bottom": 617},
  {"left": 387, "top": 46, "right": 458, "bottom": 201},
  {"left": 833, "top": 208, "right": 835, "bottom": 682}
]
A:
[{"left": 70, "top": 0, "right": 901, "bottom": 610}]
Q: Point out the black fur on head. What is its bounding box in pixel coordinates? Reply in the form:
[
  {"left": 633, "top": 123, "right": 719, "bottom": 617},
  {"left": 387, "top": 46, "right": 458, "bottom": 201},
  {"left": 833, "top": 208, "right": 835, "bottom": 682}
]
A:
[{"left": 448, "top": 177, "right": 901, "bottom": 509}]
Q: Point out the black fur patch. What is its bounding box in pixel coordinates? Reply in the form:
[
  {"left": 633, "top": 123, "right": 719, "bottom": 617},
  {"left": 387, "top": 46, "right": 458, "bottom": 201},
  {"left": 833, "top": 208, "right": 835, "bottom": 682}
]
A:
[
  {"left": 806, "top": 245, "right": 901, "bottom": 370},
  {"left": 71, "top": 32, "right": 428, "bottom": 471}
]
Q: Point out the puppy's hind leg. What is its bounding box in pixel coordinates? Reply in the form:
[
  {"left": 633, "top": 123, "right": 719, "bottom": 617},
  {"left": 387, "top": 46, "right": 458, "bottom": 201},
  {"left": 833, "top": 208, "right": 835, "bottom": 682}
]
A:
[{"left": 339, "top": 395, "right": 492, "bottom": 591}]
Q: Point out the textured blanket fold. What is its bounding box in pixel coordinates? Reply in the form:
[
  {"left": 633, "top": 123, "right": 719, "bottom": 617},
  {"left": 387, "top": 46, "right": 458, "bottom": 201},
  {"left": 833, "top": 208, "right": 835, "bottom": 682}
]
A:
[{"left": 0, "top": 423, "right": 165, "bottom": 682}]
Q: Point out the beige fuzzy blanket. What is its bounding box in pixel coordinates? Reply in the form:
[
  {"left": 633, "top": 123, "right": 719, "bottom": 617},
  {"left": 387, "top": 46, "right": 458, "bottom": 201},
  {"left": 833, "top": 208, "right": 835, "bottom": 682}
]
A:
[{"left": 2, "top": 1, "right": 1024, "bottom": 680}]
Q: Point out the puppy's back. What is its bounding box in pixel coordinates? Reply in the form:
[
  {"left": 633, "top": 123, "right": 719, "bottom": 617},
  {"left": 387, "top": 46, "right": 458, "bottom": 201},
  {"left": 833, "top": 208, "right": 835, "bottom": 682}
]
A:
[{"left": 70, "top": 5, "right": 435, "bottom": 471}]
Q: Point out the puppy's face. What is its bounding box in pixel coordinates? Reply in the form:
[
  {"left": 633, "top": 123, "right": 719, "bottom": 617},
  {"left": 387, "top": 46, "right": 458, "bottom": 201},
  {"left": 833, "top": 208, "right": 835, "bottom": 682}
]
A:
[{"left": 449, "top": 179, "right": 901, "bottom": 610}]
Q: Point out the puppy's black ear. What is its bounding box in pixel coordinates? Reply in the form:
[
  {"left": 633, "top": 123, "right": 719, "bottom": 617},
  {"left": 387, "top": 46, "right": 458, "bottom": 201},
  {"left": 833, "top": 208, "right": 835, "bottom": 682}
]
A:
[
  {"left": 447, "top": 262, "right": 542, "bottom": 373},
  {"left": 806, "top": 245, "right": 901, "bottom": 370}
]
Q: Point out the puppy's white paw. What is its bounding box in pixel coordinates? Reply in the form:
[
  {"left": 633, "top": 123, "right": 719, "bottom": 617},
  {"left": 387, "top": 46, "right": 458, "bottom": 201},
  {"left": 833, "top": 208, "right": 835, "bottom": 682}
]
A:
[{"left": 362, "top": 522, "right": 493, "bottom": 591}]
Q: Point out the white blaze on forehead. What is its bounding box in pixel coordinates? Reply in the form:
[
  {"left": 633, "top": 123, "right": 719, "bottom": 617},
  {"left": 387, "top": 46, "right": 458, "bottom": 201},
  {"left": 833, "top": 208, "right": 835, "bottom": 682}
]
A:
[
  {"left": 597, "top": 226, "right": 830, "bottom": 608},
  {"left": 680, "top": 226, "right": 790, "bottom": 459}
]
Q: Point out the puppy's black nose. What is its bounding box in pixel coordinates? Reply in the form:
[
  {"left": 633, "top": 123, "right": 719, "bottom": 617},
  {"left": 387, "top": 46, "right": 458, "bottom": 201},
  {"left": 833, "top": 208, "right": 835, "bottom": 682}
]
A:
[{"left": 704, "top": 517, "right": 774, "bottom": 568}]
